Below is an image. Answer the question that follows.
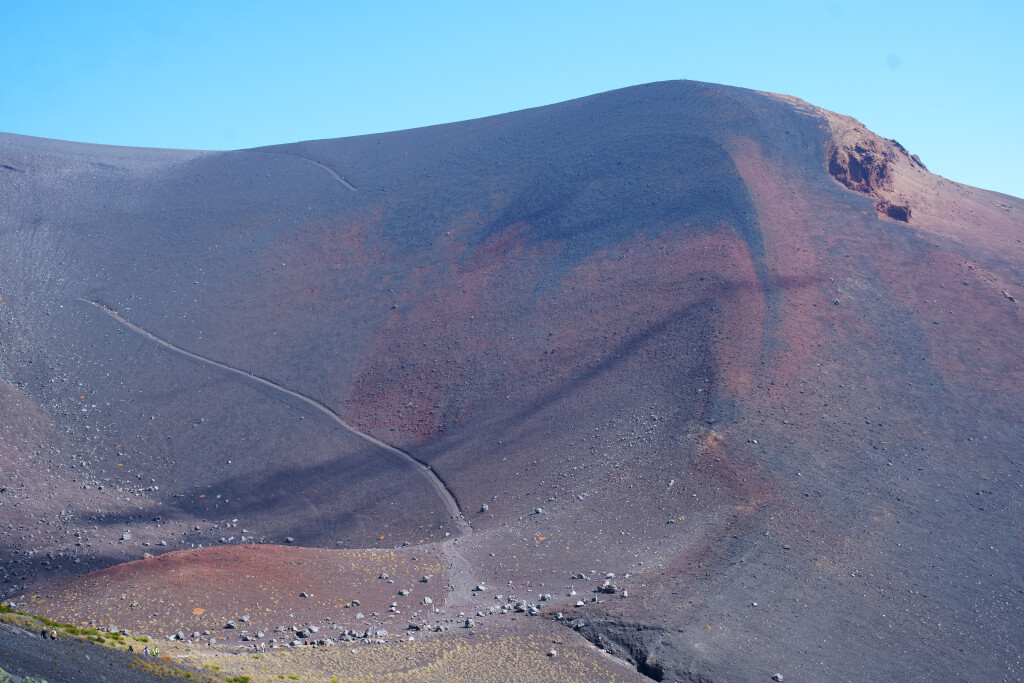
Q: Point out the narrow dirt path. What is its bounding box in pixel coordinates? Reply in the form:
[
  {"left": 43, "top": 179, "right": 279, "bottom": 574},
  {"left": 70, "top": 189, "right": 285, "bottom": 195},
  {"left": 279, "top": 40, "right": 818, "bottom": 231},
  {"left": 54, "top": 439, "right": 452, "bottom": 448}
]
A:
[
  {"left": 292, "top": 155, "right": 358, "bottom": 192},
  {"left": 245, "top": 149, "right": 357, "bottom": 191},
  {"left": 79, "top": 297, "right": 469, "bottom": 538}
]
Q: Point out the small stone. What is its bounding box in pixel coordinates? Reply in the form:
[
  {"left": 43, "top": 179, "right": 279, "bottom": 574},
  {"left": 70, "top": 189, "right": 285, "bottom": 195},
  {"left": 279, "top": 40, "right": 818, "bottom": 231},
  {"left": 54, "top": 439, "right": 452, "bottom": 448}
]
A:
[
  {"left": 399, "top": 589, "right": 410, "bottom": 596},
  {"left": 423, "top": 597, "right": 433, "bottom": 605},
  {"left": 773, "top": 675, "right": 784, "bottom": 682},
  {"left": 355, "top": 612, "right": 365, "bottom": 620},
  {"left": 421, "top": 575, "right": 432, "bottom": 583},
  {"left": 122, "top": 531, "right": 132, "bottom": 541},
  {"left": 240, "top": 615, "right": 250, "bottom": 622},
  {"left": 465, "top": 618, "right": 475, "bottom": 628},
  {"left": 285, "top": 537, "right": 294, "bottom": 543},
  {"left": 534, "top": 507, "right": 543, "bottom": 515},
  {"left": 548, "top": 649, "right": 558, "bottom": 657},
  {"left": 379, "top": 572, "right": 389, "bottom": 580},
  {"left": 299, "top": 592, "right": 309, "bottom": 598},
  {"left": 225, "top": 620, "right": 237, "bottom": 629},
  {"left": 375, "top": 629, "right": 389, "bottom": 638},
  {"left": 480, "top": 504, "right": 489, "bottom": 512}
]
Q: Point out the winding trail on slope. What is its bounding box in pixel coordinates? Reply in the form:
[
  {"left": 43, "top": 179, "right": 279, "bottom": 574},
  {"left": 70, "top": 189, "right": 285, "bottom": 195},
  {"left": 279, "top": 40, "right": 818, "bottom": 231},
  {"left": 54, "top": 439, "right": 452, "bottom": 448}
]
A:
[
  {"left": 292, "top": 155, "right": 358, "bottom": 192},
  {"left": 78, "top": 297, "right": 469, "bottom": 538},
  {"left": 243, "top": 149, "right": 358, "bottom": 192}
]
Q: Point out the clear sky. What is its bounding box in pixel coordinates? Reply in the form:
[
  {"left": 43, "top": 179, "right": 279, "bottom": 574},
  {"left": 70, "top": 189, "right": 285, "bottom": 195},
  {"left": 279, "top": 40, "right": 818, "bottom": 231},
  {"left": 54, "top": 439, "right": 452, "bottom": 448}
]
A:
[{"left": 2, "top": 1, "right": 1022, "bottom": 198}]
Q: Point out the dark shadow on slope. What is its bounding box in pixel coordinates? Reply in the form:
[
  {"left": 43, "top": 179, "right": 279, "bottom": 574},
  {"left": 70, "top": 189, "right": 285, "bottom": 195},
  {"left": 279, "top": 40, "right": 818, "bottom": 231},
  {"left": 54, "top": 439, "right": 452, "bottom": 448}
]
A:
[{"left": 415, "top": 272, "right": 821, "bottom": 470}]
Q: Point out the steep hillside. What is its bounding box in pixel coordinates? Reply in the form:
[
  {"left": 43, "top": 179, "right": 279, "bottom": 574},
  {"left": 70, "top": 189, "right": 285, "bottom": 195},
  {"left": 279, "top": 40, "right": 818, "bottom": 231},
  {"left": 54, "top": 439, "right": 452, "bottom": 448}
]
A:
[{"left": 1, "top": 81, "right": 1021, "bottom": 681}]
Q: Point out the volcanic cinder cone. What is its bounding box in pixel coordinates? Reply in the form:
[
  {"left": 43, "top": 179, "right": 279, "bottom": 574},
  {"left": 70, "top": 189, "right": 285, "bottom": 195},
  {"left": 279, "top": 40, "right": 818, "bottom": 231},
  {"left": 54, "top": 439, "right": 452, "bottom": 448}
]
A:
[{"left": 1, "top": 81, "right": 1021, "bottom": 682}]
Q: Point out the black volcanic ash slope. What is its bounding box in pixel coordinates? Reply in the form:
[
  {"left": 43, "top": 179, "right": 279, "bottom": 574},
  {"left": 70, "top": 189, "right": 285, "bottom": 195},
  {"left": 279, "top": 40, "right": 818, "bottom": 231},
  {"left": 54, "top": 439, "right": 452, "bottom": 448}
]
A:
[{"left": 1, "top": 81, "right": 1022, "bottom": 682}]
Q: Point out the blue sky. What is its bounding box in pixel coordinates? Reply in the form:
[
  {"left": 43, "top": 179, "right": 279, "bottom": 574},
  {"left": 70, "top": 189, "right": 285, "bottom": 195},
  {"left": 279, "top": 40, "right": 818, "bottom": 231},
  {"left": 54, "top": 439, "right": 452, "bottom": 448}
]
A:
[{"left": 2, "top": 1, "right": 1021, "bottom": 198}]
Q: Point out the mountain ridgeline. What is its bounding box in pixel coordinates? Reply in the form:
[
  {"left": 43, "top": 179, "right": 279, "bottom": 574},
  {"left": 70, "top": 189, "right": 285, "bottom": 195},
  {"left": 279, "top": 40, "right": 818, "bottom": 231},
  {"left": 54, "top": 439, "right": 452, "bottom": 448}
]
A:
[{"left": 1, "top": 81, "right": 1021, "bottom": 681}]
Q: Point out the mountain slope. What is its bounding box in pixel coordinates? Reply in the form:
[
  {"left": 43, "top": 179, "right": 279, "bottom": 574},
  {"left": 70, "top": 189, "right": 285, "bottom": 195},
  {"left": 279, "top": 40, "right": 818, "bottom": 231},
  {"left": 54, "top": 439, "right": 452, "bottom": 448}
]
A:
[{"left": 1, "top": 81, "right": 1021, "bottom": 681}]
